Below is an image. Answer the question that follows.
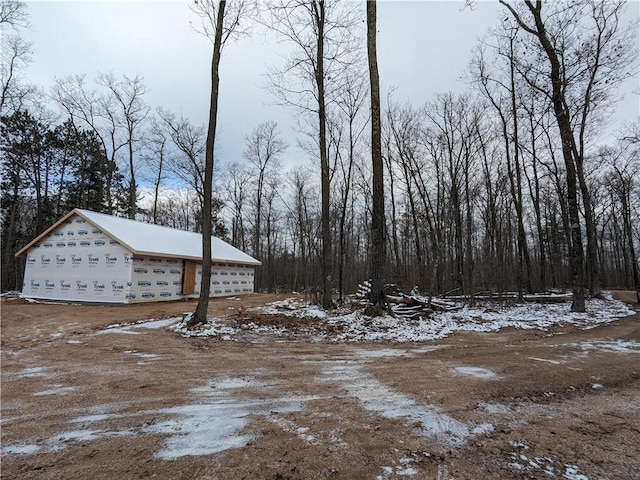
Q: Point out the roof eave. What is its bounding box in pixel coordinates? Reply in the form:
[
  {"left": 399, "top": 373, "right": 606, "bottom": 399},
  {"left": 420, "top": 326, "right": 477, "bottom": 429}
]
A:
[{"left": 131, "top": 250, "right": 261, "bottom": 265}]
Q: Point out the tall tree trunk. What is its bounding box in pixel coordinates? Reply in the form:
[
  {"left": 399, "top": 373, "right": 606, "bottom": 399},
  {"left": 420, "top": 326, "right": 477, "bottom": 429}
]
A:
[
  {"left": 366, "top": 0, "right": 386, "bottom": 312},
  {"left": 152, "top": 140, "right": 164, "bottom": 224},
  {"left": 501, "top": 0, "right": 585, "bottom": 311},
  {"left": 128, "top": 139, "right": 136, "bottom": 218},
  {"left": 623, "top": 198, "right": 640, "bottom": 303},
  {"left": 508, "top": 36, "right": 532, "bottom": 298},
  {"left": 312, "top": 1, "right": 333, "bottom": 309},
  {"left": 524, "top": 110, "right": 546, "bottom": 291},
  {"left": 192, "top": 0, "right": 225, "bottom": 325},
  {"left": 575, "top": 163, "right": 601, "bottom": 297},
  {"left": 534, "top": 21, "right": 586, "bottom": 312}
]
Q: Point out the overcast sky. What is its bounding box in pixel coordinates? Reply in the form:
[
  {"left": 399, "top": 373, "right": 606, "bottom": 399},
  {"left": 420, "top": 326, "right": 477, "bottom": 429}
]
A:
[{"left": 21, "top": 0, "right": 640, "bottom": 173}]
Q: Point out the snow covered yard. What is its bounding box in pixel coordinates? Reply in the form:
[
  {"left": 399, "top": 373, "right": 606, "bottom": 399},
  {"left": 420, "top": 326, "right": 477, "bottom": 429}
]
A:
[
  {"left": 1, "top": 292, "right": 639, "bottom": 479},
  {"left": 172, "top": 292, "right": 635, "bottom": 342}
]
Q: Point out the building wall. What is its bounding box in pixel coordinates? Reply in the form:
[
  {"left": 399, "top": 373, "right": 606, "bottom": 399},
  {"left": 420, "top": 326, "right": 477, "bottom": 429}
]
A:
[
  {"left": 195, "top": 263, "right": 255, "bottom": 297},
  {"left": 21, "top": 215, "right": 132, "bottom": 303},
  {"left": 128, "top": 256, "right": 185, "bottom": 303},
  {"left": 127, "top": 260, "right": 255, "bottom": 302}
]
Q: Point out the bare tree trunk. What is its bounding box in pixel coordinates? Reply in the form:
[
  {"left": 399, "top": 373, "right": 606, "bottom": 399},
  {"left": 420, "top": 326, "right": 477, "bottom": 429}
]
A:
[
  {"left": 576, "top": 164, "right": 601, "bottom": 297},
  {"left": 128, "top": 139, "right": 136, "bottom": 218},
  {"left": 366, "top": 0, "right": 386, "bottom": 313},
  {"left": 312, "top": 1, "right": 333, "bottom": 309},
  {"left": 500, "top": 0, "right": 585, "bottom": 311},
  {"left": 152, "top": 141, "right": 164, "bottom": 224},
  {"left": 192, "top": 0, "right": 226, "bottom": 325},
  {"left": 508, "top": 36, "right": 532, "bottom": 298}
]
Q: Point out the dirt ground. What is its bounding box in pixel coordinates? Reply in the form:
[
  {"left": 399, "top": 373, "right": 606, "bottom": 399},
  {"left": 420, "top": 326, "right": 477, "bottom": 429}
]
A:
[{"left": 1, "top": 292, "right": 639, "bottom": 479}]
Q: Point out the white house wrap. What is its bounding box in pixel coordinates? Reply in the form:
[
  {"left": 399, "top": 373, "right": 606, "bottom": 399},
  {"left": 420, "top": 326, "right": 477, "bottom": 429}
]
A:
[{"left": 15, "top": 209, "right": 261, "bottom": 304}]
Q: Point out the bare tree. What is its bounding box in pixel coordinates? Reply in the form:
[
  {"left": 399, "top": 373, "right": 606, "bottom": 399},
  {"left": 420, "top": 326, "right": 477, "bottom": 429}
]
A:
[
  {"left": 52, "top": 75, "right": 125, "bottom": 214},
  {"left": 499, "top": 0, "right": 638, "bottom": 310},
  {"left": 142, "top": 115, "right": 171, "bottom": 223},
  {"left": 265, "top": 0, "right": 361, "bottom": 308},
  {"left": 0, "top": 33, "right": 33, "bottom": 114},
  {"left": 471, "top": 33, "right": 533, "bottom": 299},
  {"left": 97, "top": 73, "right": 150, "bottom": 218},
  {"left": 243, "top": 121, "right": 287, "bottom": 262},
  {"left": 330, "top": 71, "right": 368, "bottom": 302},
  {"left": 0, "top": 0, "right": 34, "bottom": 115},
  {"left": 602, "top": 124, "right": 640, "bottom": 302},
  {"left": 190, "top": 0, "right": 250, "bottom": 326},
  {"left": 287, "top": 165, "right": 319, "bottom": 293},
  {"left": 222, "top": 161, "right": 252, "bottom": 251},
  {"left": 156, "top": 108, "right": 207, "bottom": 205},
  {"left": 0, "top": 0, "right": 28, "bottom": 27}
]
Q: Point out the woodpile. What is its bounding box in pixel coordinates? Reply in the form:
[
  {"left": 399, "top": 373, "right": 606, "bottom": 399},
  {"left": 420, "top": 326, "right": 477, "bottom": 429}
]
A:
[
  {"left": 445, "top": 292, "right": 572, "bottom": 303},
  {"left": 356, "top": 280, "right": 575, "bottom": 320},
  {"left": 387, "top": 293, "right": 461, "bottom": 319},
  {"left": 355, "top": 281, "right": 462, "bottom": 319}
]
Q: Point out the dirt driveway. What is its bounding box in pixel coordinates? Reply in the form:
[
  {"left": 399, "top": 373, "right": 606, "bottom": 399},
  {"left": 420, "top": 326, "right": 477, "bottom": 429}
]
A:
[{"left": 1, "top": 293, "right": 639, "bottom": 479}]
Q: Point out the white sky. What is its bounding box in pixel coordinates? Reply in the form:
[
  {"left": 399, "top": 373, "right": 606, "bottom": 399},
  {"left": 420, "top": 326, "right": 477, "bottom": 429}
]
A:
[{"left": 20, "top": 0, "right": 640, "bottom": 172}]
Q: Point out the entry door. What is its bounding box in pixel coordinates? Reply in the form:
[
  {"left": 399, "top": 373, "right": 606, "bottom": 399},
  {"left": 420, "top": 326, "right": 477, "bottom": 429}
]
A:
[{"left": 182, "top": 260, "right": 196, "bottom": 295}]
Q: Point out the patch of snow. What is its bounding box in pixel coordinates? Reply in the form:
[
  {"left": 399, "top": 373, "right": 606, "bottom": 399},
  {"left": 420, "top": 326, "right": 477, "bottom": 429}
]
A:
[
  {"left": 72, "top": 414, "right": 114, "bottom": 423},
  {"left": 569, "top": 340, "right": 640, "bottom": 353},
  {"left": 66, "top": 339, "right": 82, "bottom": 344},
  {"left": 131, "top": 318, "right": 177, "bottom": 329},
  {"left": 396, "top": 466, "right": 418, "bottom": 476},
  {"left": 267, "top": 416, "right": 317, "bottom": 445},
  {"left": 143, "top": 370, "right": 327, "bottom": 459},
  {"left": 21, "top": 296, "right": 71, "bottom": 305},
  {"left": 471, "top": 423, "right": 495, "bottom": 435},
  {"left": 33, "top": 385, "right": 76, "bottom": 396},
  {"left": 250, "top": 298, "right": 330, "bottom": 319},
  {"left": 142, "top": 403, "right": 259, "bottom": 459},
  {"left": 192, "top": 375, "right": 273, "bottom": 392},
  {"left": 506, "top": 443, "right": 589, "bottom": 479},
  {"left": 97, "top": 327, "right": 142, "bottom": 335},
  {"left": 320, "top": 364, "right": 469, "bottom": 445},
  {"left": 17, "top": 366, "right": 50, "bottom": 378},
  {"left": 124, "top": 351, "right": 160, "bottom": 360},
  {"left": 354, "top": 348, "right": 421, "bottom": 359},
  {"left": 453, "top": 366, "right": 499, "bottom": 379},
  {"left": 46, "top": 429, "right": 131, "bottom": 452},
  {"left": 377, "top": 465, "right": 395, "bottom": 480},
  {"left": 171, "top": 319, "right": 238, "bottom": 339},
  {"left": 591, "top": 383, "right": 603, "bottom": 390},
  {"left": 478, "top": 402, "right": 512, "bottom": 415},
  {"left": 2, "top": 444, "right": 41, "bottom": 455},
  {"left": 529, "top": 357, "right": 564, "bottom": 365},
  {"left": 564, "top": 464, "right": 589, "bottom": 480},
  {"left": 99, "top": 318, "right": 178, "bottom": 335}
]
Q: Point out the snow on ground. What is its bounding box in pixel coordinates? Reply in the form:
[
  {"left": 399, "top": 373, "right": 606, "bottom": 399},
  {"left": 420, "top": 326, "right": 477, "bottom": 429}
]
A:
[
  {"left": 568, "top": 340, "right": 640, "bottom": 353},
  {"left": 98, "top": 318, "right": 178, "bottom": 335},
  {"left": 171, "top": 292, "right": 635, "bottom": 343},
  {"left": 505, "top": 440, "right": 590, "bottom": 479},
  {"left": 3, "top": 346, "right": 496, "bottom": 461},
  {"left": 453, "top": 366, "right": 499, "bottom": 379},
  {"left": 317, "top": 362, "right": 481, "bottom": 446}
]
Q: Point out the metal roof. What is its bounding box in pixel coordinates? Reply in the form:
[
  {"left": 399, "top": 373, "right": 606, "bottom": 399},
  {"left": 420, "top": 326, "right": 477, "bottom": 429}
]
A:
[{"left": 15, "top": 209, "right": 262, "bottom": 266}]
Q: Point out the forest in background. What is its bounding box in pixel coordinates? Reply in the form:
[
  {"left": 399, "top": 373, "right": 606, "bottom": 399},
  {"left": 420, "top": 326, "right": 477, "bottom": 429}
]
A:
[{"left": 2, "top": 0, "right": 639, "bottom": 304}]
